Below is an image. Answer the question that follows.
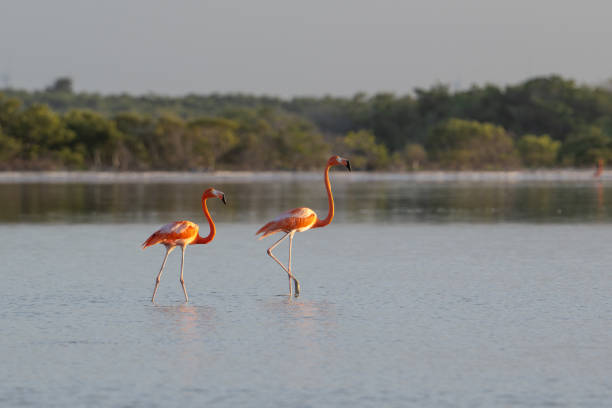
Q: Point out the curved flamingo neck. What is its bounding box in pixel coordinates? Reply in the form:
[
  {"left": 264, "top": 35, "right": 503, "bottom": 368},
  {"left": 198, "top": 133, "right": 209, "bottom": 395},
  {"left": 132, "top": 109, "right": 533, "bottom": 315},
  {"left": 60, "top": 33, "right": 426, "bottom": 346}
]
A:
[
  {"left": 195, "top": 197, "right": 216, "bottom": 244},
  {"left": 314, "top": 164, "right": 334, "bottom": 229}
]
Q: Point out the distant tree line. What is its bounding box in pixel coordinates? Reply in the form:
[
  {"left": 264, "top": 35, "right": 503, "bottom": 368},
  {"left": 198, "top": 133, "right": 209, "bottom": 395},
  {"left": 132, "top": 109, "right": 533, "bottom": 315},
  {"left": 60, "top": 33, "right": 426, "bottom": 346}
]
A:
[{"left": 1, "top": 75, "right": 612, "bottom": 170}]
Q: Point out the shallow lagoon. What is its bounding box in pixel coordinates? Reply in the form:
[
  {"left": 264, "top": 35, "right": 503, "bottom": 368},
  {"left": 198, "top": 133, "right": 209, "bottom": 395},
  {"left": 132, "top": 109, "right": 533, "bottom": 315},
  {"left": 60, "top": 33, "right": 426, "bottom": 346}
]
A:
[{"left": 2, "top": 172, "right": 612, "bottom": 407}]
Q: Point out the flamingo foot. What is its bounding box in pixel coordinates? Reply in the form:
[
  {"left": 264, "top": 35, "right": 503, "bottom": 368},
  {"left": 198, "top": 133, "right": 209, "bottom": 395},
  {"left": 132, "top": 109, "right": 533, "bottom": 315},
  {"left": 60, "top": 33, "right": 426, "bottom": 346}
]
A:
[{"left": 294, "top": 279, "right": 301, "bottom": 297}]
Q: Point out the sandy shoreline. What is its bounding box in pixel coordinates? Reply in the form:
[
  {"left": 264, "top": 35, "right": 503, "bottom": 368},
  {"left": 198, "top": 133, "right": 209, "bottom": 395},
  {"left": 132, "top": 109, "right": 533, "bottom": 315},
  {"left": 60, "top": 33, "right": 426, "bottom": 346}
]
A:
[{"left": 0, "top": 169, "right": 600, "bottom": 183}]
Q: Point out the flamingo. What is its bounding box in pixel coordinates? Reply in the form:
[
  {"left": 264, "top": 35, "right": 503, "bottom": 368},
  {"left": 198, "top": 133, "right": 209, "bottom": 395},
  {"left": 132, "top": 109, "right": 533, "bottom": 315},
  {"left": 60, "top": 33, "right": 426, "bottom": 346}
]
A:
[
  {"left": 256, "top": 155, "right": 351, "bottom": 296},
  {"left": 594, "top": 158, "right": 604, "bottom": 178},
  {"left": 143, "top": 188, "right": 226, "bottom": 303}
]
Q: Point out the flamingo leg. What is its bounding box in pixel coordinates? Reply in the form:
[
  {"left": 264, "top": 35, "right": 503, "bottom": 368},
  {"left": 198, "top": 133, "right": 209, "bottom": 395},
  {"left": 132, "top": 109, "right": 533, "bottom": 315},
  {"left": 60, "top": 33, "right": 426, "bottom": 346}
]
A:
[
  {"left": 152, "top": 246, "right": 174, "bottom": 302},
  {"left": 288, "top": 231, "right": 300, "bottom": 297},
  {"left": 266, "top": 232, "right": 298, "bottom": 295},
  {"left": 179, "top": 245, "right": 189, "bottom": 303}
]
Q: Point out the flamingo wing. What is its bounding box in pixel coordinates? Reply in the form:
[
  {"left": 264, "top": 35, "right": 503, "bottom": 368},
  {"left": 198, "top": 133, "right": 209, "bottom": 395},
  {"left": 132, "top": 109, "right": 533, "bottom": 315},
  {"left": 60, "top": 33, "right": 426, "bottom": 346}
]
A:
[
  {"left": 256, "top": 207, "right": 317, "bottom": 239},
  {"left": 142, "top": 221, "right": 199, "bottom": 248}
]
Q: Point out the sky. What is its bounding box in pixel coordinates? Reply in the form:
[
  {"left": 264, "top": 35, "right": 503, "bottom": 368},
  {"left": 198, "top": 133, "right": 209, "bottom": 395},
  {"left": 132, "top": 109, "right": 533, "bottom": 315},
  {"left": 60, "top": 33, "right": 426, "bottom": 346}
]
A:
[{"left": 1, "top": 0, "right": 611, "bottom": 97}]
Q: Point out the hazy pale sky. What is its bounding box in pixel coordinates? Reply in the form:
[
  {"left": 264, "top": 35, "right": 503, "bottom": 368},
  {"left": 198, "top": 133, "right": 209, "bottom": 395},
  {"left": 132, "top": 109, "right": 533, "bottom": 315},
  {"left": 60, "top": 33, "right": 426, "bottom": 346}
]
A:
[{"left": 1, "top": 0, "right": 611, "bottom": 97}]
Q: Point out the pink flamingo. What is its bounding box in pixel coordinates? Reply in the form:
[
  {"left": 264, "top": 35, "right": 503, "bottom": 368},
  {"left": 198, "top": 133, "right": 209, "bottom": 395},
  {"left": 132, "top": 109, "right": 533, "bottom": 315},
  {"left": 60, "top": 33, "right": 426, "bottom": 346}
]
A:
[
  {"left": 256, "top": 155, "right": 351, "bottom": 296},
  {"left": 594, "top": 158, "right": 604, "bottom": 178},
  {"left": 143, "top": 188, "right": 226, "bottom": 302}
]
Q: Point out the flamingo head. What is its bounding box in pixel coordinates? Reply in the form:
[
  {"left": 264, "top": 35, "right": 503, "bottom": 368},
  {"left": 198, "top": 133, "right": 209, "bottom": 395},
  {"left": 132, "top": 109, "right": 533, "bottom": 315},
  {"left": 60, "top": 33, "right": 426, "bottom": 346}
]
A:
[
  {"left": 328, "top": 155, "right": 351, "bottom": 172},
  {"left": 203, "top": 188, "right": 227, "bottom": 205}
]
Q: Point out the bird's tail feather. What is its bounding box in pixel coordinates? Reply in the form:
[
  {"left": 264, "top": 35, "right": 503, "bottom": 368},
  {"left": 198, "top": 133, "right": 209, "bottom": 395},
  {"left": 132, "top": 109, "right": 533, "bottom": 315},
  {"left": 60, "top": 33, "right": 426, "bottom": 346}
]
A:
[
  {"left": 142, "top": 232, "right": 162, "bottom": 249},
  {"left": 256, "top": 222, "right": 279, "bottom": 240}
]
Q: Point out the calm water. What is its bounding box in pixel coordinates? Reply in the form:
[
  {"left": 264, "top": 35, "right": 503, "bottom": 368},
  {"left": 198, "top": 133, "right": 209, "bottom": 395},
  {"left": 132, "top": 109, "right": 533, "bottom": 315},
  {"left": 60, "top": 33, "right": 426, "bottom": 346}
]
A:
[
  {"left": 2, "top": 172, "right": 612, "bottom": 407},
  {"left": 1, "top": 170, "right": 611, "bottom": 224}
]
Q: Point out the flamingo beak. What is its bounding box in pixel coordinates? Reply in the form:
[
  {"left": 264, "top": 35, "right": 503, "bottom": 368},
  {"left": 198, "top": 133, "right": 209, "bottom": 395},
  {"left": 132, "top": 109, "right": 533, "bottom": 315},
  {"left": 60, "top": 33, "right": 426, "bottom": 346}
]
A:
[
  {"left": 221, "top": 194, "right": 227, "bottom": 205},
  {"left": 346, "top": 160, "right": 351, "bottom": 172}
]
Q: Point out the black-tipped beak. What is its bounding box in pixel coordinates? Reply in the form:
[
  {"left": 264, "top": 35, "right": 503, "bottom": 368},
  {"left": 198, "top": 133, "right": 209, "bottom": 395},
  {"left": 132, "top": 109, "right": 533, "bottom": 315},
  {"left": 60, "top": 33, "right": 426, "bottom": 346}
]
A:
[
  {"left": 346, "top": 160, "right": 351, "bottom": 172},
  {"left": 221, "top": 195, "right": 227, "bottom": 205}
]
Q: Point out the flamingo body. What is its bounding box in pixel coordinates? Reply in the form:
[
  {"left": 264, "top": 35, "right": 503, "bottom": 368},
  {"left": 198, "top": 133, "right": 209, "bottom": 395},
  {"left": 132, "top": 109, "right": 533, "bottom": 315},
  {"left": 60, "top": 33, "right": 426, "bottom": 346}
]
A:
[
  {"left": 256, "top": 207, "right": 317, "bottom": 239},
  {"left": 143, "top": 221, "right": 200, "bottom": 248},
  {"left": 257, "top": 155, "right": 350, "bottom": 296},
  {"left": 143, "top": 187, "right": 226, "bottom": 302}
]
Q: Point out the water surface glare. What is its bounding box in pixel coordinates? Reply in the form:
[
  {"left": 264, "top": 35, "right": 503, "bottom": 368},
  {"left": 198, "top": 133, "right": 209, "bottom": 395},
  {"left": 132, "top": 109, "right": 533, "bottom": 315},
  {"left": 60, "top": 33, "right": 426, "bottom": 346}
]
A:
[{"left": 2, "top": 223, "right": 612, "bottom": 407}]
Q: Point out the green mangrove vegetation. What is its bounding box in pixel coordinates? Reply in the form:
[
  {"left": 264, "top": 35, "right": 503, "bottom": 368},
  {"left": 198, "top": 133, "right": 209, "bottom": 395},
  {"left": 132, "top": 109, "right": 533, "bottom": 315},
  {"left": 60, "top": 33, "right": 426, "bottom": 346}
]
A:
[{"left": 1, "top": 75, "right": 612, "bottom": 170}]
